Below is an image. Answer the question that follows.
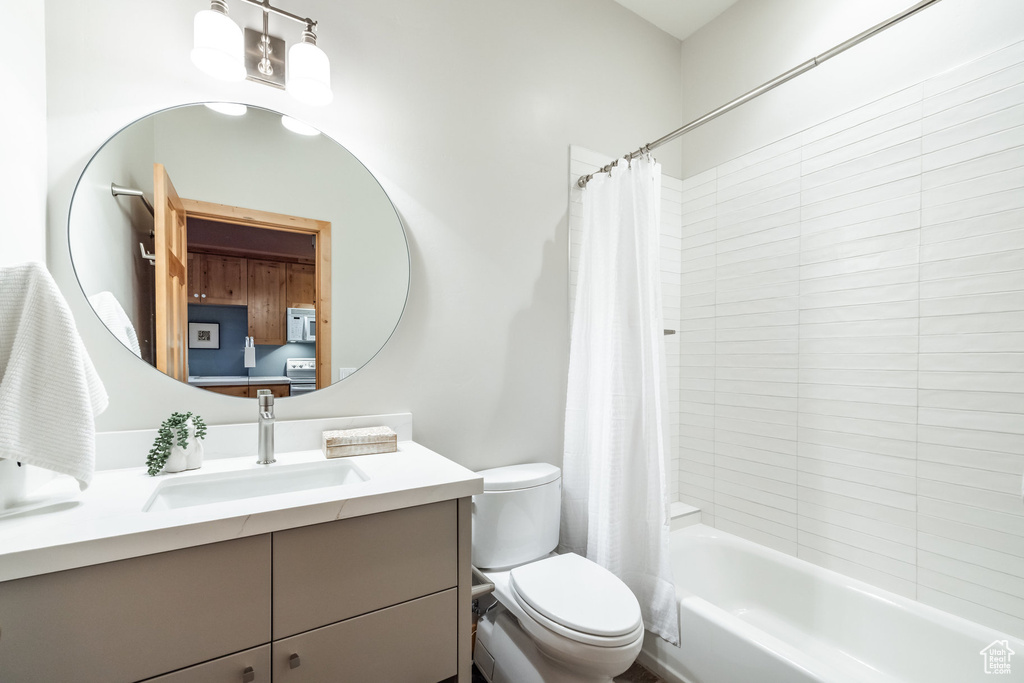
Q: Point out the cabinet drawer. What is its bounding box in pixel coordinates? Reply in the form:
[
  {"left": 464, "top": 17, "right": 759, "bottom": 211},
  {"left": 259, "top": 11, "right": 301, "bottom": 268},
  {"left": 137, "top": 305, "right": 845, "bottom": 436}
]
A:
[
  {"left": 272, "top": 588, "right": 457, "bottom": 683},
  {"left": 273, "top": 501, "right": 457, "bottom": 638},
  {"left": 140, "top": 644, "right": 270, "bottom": 683},
  {"left": 0, "top": 535, "right": 271, "bottom": 683}
]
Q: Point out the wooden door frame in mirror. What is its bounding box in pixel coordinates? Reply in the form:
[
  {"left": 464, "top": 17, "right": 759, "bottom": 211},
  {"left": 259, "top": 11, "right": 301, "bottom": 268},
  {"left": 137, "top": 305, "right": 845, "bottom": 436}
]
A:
[{"left": 181, "top": 198, "right": 332, "bottom": 390}]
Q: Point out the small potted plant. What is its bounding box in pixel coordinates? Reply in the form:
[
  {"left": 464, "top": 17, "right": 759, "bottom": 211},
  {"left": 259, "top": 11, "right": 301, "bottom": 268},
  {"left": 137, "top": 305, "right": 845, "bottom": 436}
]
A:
[{"left": 146, "top": 412, "right": 208, "bottom": 476}]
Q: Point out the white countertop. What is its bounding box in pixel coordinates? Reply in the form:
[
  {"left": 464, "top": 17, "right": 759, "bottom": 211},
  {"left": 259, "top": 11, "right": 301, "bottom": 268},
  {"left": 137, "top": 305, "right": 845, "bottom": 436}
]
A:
[
  {"left": 188, "top": 375, "right": 291, "bottom": 386},
  {"left": 0, "top": 441, "right": 482, "bottom": 582}
]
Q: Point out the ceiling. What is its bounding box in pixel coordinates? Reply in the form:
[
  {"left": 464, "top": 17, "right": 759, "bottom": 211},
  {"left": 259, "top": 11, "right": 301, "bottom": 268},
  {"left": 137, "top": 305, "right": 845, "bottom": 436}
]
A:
[{"left": 611, "top": 0, "right": 738, "bottom": 41}]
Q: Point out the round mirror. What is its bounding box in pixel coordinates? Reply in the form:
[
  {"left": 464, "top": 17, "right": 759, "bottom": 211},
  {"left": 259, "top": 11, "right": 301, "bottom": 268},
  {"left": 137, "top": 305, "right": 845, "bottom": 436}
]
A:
[{"left": 69, "top": 103, "right": 409, "bottom": 399}]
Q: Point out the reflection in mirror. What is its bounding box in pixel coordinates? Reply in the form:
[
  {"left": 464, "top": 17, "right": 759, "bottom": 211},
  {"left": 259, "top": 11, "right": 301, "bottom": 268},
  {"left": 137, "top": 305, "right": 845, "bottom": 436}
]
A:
[{"left": 69, "top": 104, "right": 410, "bottom": 399}]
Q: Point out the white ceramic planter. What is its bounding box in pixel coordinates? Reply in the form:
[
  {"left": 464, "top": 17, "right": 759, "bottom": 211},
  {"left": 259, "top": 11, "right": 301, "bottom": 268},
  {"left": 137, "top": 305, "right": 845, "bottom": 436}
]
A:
[{"left": 161, "top": 419, "right": 205, "bottom": 474}]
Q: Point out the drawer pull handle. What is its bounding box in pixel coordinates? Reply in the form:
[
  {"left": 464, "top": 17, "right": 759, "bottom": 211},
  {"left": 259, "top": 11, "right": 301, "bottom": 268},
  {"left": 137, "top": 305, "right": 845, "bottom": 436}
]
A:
[
  {"left": 242, "top": 666, "right": 255, "bottom": 683},
  {"left": 289, "top": 653, "right": 301, "bottom": 669}
]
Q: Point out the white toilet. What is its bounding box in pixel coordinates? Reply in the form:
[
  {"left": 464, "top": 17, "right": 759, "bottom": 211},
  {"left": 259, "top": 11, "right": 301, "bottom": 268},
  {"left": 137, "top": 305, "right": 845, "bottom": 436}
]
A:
[{"left": 472, "top": 463, "right": 644, "bottom": 683}]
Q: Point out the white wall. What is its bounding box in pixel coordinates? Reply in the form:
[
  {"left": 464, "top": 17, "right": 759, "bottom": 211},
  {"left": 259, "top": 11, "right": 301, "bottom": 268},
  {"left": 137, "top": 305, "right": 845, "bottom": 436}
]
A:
[
  {"left": 674, "top": 1, "right": 1024, "bottom": 637},
  {"left": 42, "top": 0, "right": 683, "bottom": 472},
  {"left": 1, "top": 0, "right": 47, "bottom": 266}
]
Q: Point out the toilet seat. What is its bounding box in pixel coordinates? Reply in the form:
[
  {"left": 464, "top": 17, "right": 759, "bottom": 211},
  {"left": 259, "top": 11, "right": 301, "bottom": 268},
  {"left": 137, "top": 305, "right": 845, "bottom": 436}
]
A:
[{"left": 509, "top": 553, "right": 643, "bottom": 648}]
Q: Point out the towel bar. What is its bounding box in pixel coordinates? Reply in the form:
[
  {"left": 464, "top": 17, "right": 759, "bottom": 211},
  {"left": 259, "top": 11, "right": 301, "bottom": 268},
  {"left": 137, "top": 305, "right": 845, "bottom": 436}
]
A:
[
  {"left": 471, "top": 565, "right": 495, "bottom": 598},
  {"left": 111, "top": 183, "right": 155, "bottom": 216}
]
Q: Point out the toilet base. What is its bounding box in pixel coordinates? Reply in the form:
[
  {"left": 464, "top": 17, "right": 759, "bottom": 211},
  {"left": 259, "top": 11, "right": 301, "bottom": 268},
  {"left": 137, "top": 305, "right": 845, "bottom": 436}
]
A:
[{"left": 474, "top": 607, "right": 624, "bottom": 683}]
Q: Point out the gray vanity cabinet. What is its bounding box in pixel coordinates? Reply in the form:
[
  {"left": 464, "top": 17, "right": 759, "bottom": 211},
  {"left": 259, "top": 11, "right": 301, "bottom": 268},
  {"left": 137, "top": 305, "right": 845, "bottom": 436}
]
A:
[
  {"left": 271, "top": 500, "right": 460, "bottom": 682},
  {"left": 0, "top": 499, "right": 472, "bottom": 683},
  {"left": 272, "top": 589, "right": 457, "bottom": 682},
  {"left": 142, "top": 645, "right": 271, "bottom": 683},
  {"left": 0, "top": 535, "right": 272, "bottom": 683},
  {"left": 272, "top": 500, "right": 458, "bottom": 638}
]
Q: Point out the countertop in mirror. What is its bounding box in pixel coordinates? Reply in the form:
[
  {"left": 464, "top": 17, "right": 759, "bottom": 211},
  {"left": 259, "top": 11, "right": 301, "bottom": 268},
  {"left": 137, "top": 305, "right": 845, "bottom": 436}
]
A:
[
  {"left": 188, "top": 375, "right": 291, "bottom": 386},
  {"left": 0, "top": 442, "right": 482, "bottom": 582}
]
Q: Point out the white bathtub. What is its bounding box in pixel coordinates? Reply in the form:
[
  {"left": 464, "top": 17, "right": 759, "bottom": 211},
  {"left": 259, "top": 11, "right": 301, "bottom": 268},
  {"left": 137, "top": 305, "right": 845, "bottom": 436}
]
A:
[{"left": 638, "top": 524, "right": 1024, "bottom": 683}]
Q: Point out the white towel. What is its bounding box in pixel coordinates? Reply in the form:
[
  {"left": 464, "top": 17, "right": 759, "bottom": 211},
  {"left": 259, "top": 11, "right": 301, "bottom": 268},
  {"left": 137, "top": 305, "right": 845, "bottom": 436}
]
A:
[
  {"left": 88, "top": 291, "right": 142, "bottom": 357},
  {"left": 0, "top": 262, "right": 108, "bottom": 489}
]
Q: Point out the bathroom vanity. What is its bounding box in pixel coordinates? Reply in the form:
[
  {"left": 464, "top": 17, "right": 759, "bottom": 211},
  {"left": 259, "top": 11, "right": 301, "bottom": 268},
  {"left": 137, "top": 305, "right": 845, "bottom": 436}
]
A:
[{"left": 0, "top": 415, "right": 480, "bottom": 683}]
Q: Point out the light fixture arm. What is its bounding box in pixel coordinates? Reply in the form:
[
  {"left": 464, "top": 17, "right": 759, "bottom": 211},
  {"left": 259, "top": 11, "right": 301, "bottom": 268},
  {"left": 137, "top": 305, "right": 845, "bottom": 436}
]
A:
[{"left": 237, "top": 0, "right": 316, "bottom": 33}]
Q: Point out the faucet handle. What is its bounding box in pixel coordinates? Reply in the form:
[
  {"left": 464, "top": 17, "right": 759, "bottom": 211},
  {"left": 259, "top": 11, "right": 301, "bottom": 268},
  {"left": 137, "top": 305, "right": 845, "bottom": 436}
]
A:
[{"left": 257, "top": 389, "right": 274, "bottom": 408}]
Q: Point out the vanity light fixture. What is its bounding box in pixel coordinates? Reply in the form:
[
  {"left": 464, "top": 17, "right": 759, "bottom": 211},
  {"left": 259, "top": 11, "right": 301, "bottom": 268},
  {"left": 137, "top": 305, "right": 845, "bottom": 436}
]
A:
[
  {"left": 190, "top": 0, "right": 333, "bottom": 107},
  {"left": 191, "top": 1, "right": 246, "bottom": 82}
]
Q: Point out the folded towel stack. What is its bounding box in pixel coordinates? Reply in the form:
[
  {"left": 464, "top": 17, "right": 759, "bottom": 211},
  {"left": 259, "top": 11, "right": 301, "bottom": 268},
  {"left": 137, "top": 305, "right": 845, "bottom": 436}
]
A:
[
  {"left": 322, "top": 426, "right": 397, "bottom": 459},
  {"left": 0, "top": 262, "right": 109, "bottom": 489}
]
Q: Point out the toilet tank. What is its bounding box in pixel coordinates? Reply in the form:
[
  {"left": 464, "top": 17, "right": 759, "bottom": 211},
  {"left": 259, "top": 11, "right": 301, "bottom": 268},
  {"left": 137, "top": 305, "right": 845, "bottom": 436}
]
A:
[{"left": 471, "top": 463, "right": 561, "bottom": 570}]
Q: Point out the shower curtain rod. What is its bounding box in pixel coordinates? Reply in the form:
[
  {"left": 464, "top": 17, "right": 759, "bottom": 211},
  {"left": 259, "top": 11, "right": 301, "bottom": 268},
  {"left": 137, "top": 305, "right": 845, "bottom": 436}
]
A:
[{"left": 577, "top": 0, "right": 944, "bottom": 188}]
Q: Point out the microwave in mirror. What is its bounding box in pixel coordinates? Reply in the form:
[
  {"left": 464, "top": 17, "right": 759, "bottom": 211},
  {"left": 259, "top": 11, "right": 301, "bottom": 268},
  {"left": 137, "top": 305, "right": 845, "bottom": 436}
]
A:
[{"left": 287, "top": 308, "right": 315, "bottom": 343}]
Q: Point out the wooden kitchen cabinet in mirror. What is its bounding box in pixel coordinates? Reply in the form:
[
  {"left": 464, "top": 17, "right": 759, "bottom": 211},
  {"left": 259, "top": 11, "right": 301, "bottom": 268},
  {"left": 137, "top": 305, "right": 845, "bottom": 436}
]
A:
[
  {"left": 69, "top": 104, "right": 410, "bottom": 399},
  {"left": 248, "top": 259, "right": 288, "bottom": 346},
  {"left": 188, "top": 253, "right": 248, "bottom": 306}
]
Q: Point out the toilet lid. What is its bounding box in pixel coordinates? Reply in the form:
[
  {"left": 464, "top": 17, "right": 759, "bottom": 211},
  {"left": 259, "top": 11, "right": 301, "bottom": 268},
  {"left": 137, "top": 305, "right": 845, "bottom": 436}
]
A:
[{"left": 509, "top": 553, "right": 642, "bottom": 638}]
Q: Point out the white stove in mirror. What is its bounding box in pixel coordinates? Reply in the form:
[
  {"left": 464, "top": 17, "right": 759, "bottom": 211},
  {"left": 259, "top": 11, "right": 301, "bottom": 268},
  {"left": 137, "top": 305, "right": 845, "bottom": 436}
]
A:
[{"left": 285, "top": 358, "right": 317, "bottom": 396}]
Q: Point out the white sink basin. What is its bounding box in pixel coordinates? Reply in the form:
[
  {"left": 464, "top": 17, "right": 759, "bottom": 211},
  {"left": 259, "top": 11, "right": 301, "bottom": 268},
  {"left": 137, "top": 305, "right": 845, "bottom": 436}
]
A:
[{"left": 143, "top": 459, "right": 368, "bottom": 512}]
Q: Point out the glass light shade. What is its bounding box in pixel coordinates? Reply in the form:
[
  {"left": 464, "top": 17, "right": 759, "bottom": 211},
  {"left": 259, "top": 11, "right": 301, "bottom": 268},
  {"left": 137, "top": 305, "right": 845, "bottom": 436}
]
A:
[
  {"left": 204, "top": 102, "right": 248, "bottom": 116},
  {"left": 191, "top": 9, "right": 245, "bottom": 82},
  {"left": 287, "top": 42, "right": 333, "bottom": 106},
  {"left": 280, "top": 116, "right": 321, "bottom": 136}
]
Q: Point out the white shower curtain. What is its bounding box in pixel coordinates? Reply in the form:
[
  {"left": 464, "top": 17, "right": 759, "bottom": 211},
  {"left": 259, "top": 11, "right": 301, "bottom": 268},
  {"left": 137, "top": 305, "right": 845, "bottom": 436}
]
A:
[{"left": 561, "top": 155, "right": 679, "bottom": 645}]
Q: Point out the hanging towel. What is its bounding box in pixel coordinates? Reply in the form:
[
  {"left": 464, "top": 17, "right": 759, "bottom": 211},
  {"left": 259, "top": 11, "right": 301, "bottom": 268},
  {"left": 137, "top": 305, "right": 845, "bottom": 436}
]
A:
[
  {"left": 0, "top": 262, "right": 108, "bottom": 489},
  {"left": 88, "top": 291, "right": 142, "bottom": 358}
]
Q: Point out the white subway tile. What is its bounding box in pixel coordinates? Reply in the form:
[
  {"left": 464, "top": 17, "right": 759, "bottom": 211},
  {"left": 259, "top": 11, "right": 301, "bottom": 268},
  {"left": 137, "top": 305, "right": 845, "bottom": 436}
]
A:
[
  {"left": 802, "top": 122, "right": 922, "bottom": 177},
  {"left": 800, "top": 499, "right": 916, "bottom": 546},
  {"left": 797, "top": 472, "right": 916, "bottom": 511},
  {"left": 919, "top": 331, "right": 1024, "bottom": 353},
  {"left": 918, "top": 550, "right": 1024, "bottom": 602},
  {"left": 921, "top": 290, "right": 1024, "bottom": 318},
  {"left": 798, "top": 440, "right": 916, "bottom": 474},
  {"left": 922, "top": 125, "right": 1024, "bottom": 172},
  {"left": 798, "top": 394, "right": 918, "bottom": 422},
  {"left": 918, "top": 370, "right": 1024, "bottom": 394},
  {"left": 799, "top": 485, "right": 916, "bottom": 529},
  {"left": 920, "top": 311, "right": 1024, "bottom": 336},
  {"left": 919, "top": 478, "right": 1023, "bottom": 515},
  {"left": 797, "top": 529, "right": 916, "bottom": 582},
  {"left": 798, "top": 545, "right": 916, "bottom": 598},
  {"left": 718, "top": 135, "right": 802, "bottom": 177},
  {"left": 922, "top": 145, "right": 1024, "bottom": 191},
  {"left": 924, "top": 42, "right": 1024, "bottom": 99},
  {"left": 918, "top": 505, "right": 1024, "bottom": 553},
  {"left": 924, "top": 82, "right": 1024, "bottom": 135},
  {"left": 716, "top": 507, "right": 799, "bottom": 549},
  {"left": 923, "top": 102, "right": 1024, "bottom": 155},
  {"left": 799, "top": 426, "right": 917, "bottom": 459},
  {"left": 919, "top": 388, "right": 1024, "bottom": 415},
  {"left": 803, "top": 85, "right": 922, "bottom": 146},
  {"left": 801, "top": 177, "right": 921, "bottom": 222},
  {"left": 918, "top": 587, "right": 1024, "bottom": 641}
]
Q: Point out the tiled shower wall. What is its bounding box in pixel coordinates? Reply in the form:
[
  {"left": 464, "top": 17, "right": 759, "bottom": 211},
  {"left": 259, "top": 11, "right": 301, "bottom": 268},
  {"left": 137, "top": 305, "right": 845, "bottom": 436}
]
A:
[
  {"left": 568, "top": 146, "right": 685, "bottom": 503},
  {"left": 677, "top": 40, "right": 1024, "bottom": 637}
]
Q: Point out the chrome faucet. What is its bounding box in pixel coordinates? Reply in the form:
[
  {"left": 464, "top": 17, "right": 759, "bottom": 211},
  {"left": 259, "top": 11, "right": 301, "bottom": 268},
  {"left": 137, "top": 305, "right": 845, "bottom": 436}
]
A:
[{"left": 257, "top": 390, "right": 276, "bottom": 465}]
